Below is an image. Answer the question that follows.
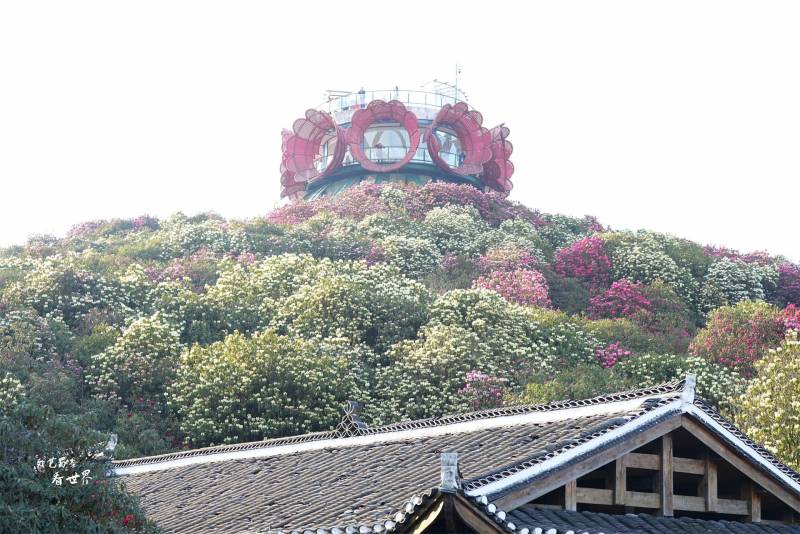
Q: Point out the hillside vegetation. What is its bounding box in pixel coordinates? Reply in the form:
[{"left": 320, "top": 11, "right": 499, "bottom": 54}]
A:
[{"left": 2, "top": 182, "right": 800, "bottom": 530}]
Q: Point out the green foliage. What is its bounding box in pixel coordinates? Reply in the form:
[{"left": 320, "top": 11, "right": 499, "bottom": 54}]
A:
[
  {"left": 700, "top": 258, "right": 778, "bottom": 312},
  {"left": 524, "top": 308, "right": 599, "bottom": 369},
  {"left": 517, "top": 364, "right": 633, "bottom": 405},
  {"left": 381, "top": 235, "right": 440, "bottom": 279},
  {"left": 169, "top": 331, "right": 361, "bottom": 446},
  {"left": 272, "top": 261, "right": 430, "bottom": 352},
  {"left": 87, "top": 314, "right": 183, "bottom": 408},
  {"left": 616, "top": 353, "right": 745, "bottom": 413},
  {"left": 422, "top": 205, "right": 488, "bottom": 255},
  {"left": 0, "top": 403, "right": 157, "bottom": 533},
  {"left": 735, "top": 332, "right": 800, "bottom": 470}
]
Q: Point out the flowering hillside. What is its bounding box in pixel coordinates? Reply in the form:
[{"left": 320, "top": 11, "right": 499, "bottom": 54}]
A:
[{"left": 2, "top": 183, "right": 800, "bottom": 528}]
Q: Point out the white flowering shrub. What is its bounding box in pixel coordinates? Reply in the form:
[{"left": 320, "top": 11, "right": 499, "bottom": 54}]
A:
[
  {"left": 524, "top": 308, "right": 600, "bottom": 369},
  {"left": 700, "top": 258, "right": 778, "bottom": 312},
  {"left": 481, "top": 218, "right": 548, "bottom": 261},
  {"left": 617, "top": 353, "right": 745, "bottom": 412},
  {"left": 0, "top": 308, "right": 68, "bottom": 362},
  {"left": 272, "top": 262, "right": 431, "bottom": 352},
  {"left": 5, "top": 255, "right": 127, "bottom": 329},
  {"left": 426, "top": 289, "right": 550, "bottom": 375},
  {"left": 169, "top": 330, "right": 362, "bottom": 446},
  {"left": 380, "top": 235, "right": 440, "bottom": 279},
  {"left": 735, "top": 331, "right": 800, "bottom": 470},
  {"left": 87, "top": 314, "right": 183, "bottom": 406},
  {"left": 159, "top": 215, "right": 252, "bottom": 257},
  {"left": 374, "top": 324, "right": 479, "bottom": 422},
  {"left": 0, "top": 372, "right": 26, "bottom": 414},
  {"left": 609, "top": 236, "right": 697, "bottom": 307},
  {"left": 422, "top": 205, "right": 489, "bottom": 255}
]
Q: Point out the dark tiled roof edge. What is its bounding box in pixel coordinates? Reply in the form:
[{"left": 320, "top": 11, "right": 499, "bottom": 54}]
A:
[
  {"left": 112, "top": 380, "right": 686, "bottom": 470},
  {"left": 465, "top": 395, "right": 681, "bottom": 495},
  {"left": 692, "top": 398, "right": 800, "bottom": 485},
  {"left": 271, "top": 489, "right": 439, "bottom": 534}
]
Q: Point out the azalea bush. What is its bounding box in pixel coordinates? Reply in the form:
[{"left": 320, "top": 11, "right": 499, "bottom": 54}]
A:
[
  {"left": 456, "top": 370, "right": 508, "bottom": 410},
  {"left": 586, "top": 279, "right": 650, "bottom": 319},
  {"left": 474, "top": 268, "right": 551, "bottom": 307},
  {"left": 735, "top": 332, "right": 800, "bottom": 470},
  {"left": 689, "top": 300, "right": 784, "bottom": 377},
  {"left": 775, "top": 262, "right": 800, "bottom": 306},
  {"left": 553, "top": 235, "right": 612, "bottom": 290},
  {"left": 594, "top": 341, "right": 632, "bottom": 368}
]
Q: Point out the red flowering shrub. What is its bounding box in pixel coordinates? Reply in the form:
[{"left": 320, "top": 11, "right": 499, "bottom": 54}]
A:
[
  {"left": 587, "top": 279, "right": 650, "bottom": 319},
  {"left": 594, "top": 341, "right": 632, "bottom": 368},
  {"left": 690, "top": 301, "right": 784, "bottom": 377},
  {"left": 456, "top": 370, "right": 508, "bottom": 410},
  {"left": 553, "top": 236, "right": 612, "bottom": 290},
  {"left": 477, "top": 246, "right": 538, "bottom": 273},
  {"left": 776, "top": 263, "right": 800, "bottom": 306},
  {"left": 474, "top": 269, "right": 551, "bottom": 307},
  {"left": 781, "top": 304, "right": 800, "bottom": 331}
]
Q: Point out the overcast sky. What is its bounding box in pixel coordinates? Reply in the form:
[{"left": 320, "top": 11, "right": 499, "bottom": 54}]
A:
[{"left": 1, "top": 1, "right": 798, "bottom": 260}]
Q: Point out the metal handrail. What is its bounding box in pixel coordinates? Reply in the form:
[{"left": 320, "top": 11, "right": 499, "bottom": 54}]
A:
[{"left": 320, "top": 89, "right": 465, "bottom": 114}]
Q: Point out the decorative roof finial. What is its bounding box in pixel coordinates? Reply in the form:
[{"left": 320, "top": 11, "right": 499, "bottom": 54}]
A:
[
  {"left": 334, "top": 400, "right": 368, "bottom": 438},
  {"left": 681, "top": 373, "right": 697, "bottom": 407},
  {"left": 439, "top": 452, "right": 461, "bottom": 493}
]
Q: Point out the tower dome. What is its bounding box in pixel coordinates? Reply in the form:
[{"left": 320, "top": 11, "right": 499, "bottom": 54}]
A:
[{"left": 280, "top": 87, "right": 514, "bottom": 200}]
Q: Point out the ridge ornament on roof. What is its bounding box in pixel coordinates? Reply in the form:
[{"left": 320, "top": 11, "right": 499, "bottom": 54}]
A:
[{"left": 334, "top": 400, "right": 369, "bottom": 438}]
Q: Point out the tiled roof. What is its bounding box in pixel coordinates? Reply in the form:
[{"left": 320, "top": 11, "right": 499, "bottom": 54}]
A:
[
  {"left": 482, "top": 504, "right": 800, "bottom": 533},
  {"left": 114, "top": 380, "right": 800, "bottom": 533}
]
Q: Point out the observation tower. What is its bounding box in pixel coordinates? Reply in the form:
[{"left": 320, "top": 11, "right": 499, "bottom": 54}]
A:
[{"left": 279, "top": 85, "right": 515, "bottom": 200}]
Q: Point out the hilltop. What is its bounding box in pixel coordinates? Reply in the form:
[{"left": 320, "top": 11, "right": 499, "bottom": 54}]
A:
[{"left": 2, "top": 182, "right": 799, "bottom": 531}]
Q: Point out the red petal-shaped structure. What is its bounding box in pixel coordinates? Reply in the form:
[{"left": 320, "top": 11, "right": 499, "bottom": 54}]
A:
[
  {"left": 346, "top": 100, "right": 420, "bottom": 173},
  {"left": 280, "top": 109, "right": 345, "bottom": 194},
  {"left": 426, "top": 102, "right": 492, "bottom": 176},
  {"left": 480, "top": 125, "right": 515, "bottom": 196},
  {"left": 280, "top": 130, "right": 308, "bottom": 199}
]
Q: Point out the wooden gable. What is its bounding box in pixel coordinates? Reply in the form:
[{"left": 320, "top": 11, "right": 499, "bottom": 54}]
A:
[{"left": 493, "top": 415, "right": 799, "bottom": 526}]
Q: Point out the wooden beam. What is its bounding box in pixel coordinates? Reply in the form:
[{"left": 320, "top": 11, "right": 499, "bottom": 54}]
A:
[
  {"left": 717, "top": 498, "right": 750, "bottom": 515},
  {"left": 674, "top": 457, "right": 706, "bottom": 475},
  {"left": 750, "top": 485, "right": 762, "bottom": 523},
  {"left": 705, "top": 455, "right": 718, "bottom": 513},
  {"left": 625, "top": 490, "right": 660, "bottom": 508},
  {"left": 622, "top": 452, "right": 705, "bottom": 474},
  {"left": 661, "top": 434, "right": 674, "bottom": 517},
  {"left": 493, "top": 417, "right": 683, "bottom": 510},
  {"left": 564, "top": 479, "right": 577, "bottom": 511},
  {"left": 452, "top": 495, "right": 508, "bottom": 534},
  {"left": 404, "top": 499, "right": 444, "bottom": 534},
  {"left": 615, "top": 458, "right": 626, "bottom": 505},
  {"left": 624, "top": 453, "right": 660, "bottom": 470},
  {"left": 682, "top": 416, "right": 800, "bottom": 514},
  {"left": 576, "top": 487, "right": 614, "bottom": 505},
  {"left": 674, "top": 495, "right": 706, "bottom": 512}
]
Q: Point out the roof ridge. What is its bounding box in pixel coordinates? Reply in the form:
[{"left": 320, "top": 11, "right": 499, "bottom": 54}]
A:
[{"left": 112, "top": 380, "right": 684, "bottom": 470}]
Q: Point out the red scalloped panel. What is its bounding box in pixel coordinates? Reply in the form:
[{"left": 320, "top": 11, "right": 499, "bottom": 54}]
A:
[
  {"left": 480, "top": 125, "right": 514, "bottom": 195},
  {"left": 426, "top": 102, "right": 492, "bottom": 176},
  {"left": 345, "top": 100, "right": 421, "bottom": 173},
  {"left": 281, "top": 109, "right": 345, "bottom": 183}
]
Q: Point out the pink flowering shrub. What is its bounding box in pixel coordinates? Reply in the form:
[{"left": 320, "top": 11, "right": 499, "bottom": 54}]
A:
[
  {"left": 776, "top": 263, "right": 800, "bottom": 306},
  {"left": 553, "top": 236, "right": 612, "bottom": 290},
  {"left": 474, "top": 269, "right": 551, "bottom": 307},
  {"left": 587, "top": 279, "right": 651, "bottom": 320},
  {"left": 690, "top": 301, "right": 784, "bottom": 377},
  {"left": 781, "top": 304, "right": 800, "bottom": 331},
  {"left": 594, "top": 341, "right": 632, "bottom": 368},
  {"left": 457, "top": 370, "right": 508, "bottom": 410},
  {"left": 477, "top": 246, "right": 538, "bottom": 273}
]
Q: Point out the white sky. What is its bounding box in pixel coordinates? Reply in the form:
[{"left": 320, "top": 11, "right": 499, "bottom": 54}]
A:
[{"left": 1, "top": 1, "right": 798, "bottom": 261}]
